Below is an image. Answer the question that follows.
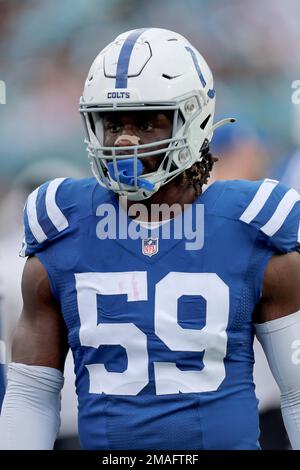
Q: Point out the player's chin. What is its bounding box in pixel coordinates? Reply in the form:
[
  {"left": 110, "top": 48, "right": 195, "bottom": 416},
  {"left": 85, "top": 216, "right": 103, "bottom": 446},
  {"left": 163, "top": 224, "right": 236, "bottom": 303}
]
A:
[{"left": 139, "top": 155, "right": 165, "bottom": 174}]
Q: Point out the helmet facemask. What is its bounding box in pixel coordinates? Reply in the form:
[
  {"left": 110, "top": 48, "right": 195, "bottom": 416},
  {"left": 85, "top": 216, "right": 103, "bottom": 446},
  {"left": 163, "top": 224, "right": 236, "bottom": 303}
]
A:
[{"left": 80, "top": 91, "right": 213, "bottom": 201}]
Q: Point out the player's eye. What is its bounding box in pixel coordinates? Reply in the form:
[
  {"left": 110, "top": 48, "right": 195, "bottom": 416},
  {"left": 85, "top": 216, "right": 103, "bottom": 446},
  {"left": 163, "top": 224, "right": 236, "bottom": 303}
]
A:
[
  {"left": 139, "top": 121, "right": 154, "bottom": 132},
  {"left": 107, "top": 123, "right": 121, "bottom": 133}
]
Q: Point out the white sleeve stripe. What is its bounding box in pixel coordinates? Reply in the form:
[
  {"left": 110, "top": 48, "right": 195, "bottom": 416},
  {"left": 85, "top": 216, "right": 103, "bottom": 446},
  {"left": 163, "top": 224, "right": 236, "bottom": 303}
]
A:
[
  {"left": 260, "top": 188, "right": 300, "bottom": 237},
  {"left": 239, "top": 179, "right": 278, "bottom": 224},
  {"left": 26, "top": 188, "right": 47, "bottom": 243},
  {"left": 298, "top": 221, "right": 300, "bottom": 244},
  {"left": 45, "top": 178, "right": 69, "bottom": 232}
]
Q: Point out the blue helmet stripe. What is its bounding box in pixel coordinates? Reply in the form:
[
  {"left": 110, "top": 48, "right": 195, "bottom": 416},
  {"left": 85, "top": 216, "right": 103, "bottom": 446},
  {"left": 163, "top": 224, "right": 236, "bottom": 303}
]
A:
[
  {"left": 185, "top": 46, "right": 206, "bottom": 87},
  {"left": 115, "top": 28, "right": 149, "bottom": 89},
  {"left": 185, "top": 46, "right": 215, "bottom": 99}
]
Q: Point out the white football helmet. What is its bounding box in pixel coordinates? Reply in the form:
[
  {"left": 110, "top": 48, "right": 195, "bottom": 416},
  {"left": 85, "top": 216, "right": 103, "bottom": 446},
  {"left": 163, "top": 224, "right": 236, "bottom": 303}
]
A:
[{"left": 80, "top": 27, "right": 233, "bottom": 200}]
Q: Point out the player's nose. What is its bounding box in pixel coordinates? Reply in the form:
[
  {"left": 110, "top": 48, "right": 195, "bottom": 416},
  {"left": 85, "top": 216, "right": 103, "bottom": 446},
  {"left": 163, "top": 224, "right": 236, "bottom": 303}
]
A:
[
  {"left": 115, "top": 134, "right": 141, "bottom": 147},
  {"left": 115, "top": 132, "right": 141, "bottom": 147}
]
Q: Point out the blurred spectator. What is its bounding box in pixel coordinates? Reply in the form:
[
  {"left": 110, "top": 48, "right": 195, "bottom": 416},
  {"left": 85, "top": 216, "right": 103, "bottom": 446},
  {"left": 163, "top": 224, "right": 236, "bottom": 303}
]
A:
[
  {"left": 280, "top": 150, "right": 300, "bottom": 192},
  {"left": 271, "top": 103, "right": 300, "bottom": 192},
  {"left": 210, "top": 121, "right": 269, "bottom": 181}
]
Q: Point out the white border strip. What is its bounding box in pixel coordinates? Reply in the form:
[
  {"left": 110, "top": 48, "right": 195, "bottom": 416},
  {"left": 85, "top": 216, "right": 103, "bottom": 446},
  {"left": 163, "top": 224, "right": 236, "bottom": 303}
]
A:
[
  {"left": 239, "top": 179, "right": 278, "bottom": 224},
  {"left": 261, "top": 188, "right": 300, "bottom": 237},
  {"left": 26, "top": 188, "right": 47, "bottom": 243},
  {"left": 45, "top": 178, "right": 69, "bottom": 232}
]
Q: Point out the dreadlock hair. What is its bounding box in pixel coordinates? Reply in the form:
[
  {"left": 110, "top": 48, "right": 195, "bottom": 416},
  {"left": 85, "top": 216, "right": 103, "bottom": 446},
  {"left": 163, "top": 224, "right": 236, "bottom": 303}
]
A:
[{"left": 181, "top": 145, "right": 218, "bottom": 197}]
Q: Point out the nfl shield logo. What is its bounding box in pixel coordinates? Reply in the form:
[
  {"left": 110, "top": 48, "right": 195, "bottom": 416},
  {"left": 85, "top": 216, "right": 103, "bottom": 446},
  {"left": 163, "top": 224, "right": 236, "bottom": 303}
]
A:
[{"left": 142, "top": 238, "right": 159, "bottom": 257}]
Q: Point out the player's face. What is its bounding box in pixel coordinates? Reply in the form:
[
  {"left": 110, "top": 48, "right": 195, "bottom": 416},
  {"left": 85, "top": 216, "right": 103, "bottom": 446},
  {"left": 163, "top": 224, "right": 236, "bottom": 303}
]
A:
[{"left": 102, "top": 111, "right": 173, "bottom": 173}]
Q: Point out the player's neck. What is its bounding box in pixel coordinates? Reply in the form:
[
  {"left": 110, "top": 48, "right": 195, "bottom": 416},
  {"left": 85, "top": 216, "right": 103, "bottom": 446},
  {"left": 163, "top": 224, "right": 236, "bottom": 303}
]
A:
[{"left": 124, "top": 179, "right": 200, "bottom": 222}]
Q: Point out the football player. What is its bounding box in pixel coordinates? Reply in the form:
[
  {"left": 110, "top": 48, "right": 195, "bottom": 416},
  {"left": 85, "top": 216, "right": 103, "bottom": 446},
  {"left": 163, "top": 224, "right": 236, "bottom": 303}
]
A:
[{"left": 0, "top": 28, "right": 300, "bottom": 450}]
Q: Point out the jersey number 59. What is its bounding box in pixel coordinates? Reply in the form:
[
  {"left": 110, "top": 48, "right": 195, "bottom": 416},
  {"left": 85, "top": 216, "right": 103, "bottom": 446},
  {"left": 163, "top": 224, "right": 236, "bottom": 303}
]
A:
[{"left": 76, "top": 272, "right": 229, "bottom": 395}]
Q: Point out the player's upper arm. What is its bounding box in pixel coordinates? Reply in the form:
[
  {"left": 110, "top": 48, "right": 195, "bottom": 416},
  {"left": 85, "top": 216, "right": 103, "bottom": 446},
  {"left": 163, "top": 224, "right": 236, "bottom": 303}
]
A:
[
  {"left": 237, "top": 179, "right": 300, "bottom": 322},
  {"left": 16, "top": 177, "right": 92, "bottom": 370},
  {"left": 12, "top": 256, "right": 68, "bottom": 372},
  {"left": 254, "top": 251, "right": 300, "bottom": 323}
]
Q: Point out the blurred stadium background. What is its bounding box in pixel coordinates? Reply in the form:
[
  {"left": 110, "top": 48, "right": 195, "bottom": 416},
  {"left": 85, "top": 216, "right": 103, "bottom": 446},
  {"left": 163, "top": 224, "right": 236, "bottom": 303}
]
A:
[{"left": 0, "top": 0, "right": 299, "bottom": 450}]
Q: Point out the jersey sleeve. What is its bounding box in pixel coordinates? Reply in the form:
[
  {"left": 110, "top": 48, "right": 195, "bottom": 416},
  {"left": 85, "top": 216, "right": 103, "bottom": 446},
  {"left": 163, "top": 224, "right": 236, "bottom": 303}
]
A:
[
  {"left": 238, "top": 178, "right": 300, "bottom": 253},
  {"left": 20, "top": 177, "right": 77, "bottom": 257}
]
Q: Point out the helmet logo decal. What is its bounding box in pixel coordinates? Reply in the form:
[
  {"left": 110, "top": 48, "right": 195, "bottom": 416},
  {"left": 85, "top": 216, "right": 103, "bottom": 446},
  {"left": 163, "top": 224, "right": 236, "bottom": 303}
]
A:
[
  {"left": 185, "top": 46, "right": 215, "bottom": 99},
  {"left": 107, "top": 91, "right": 130, "bottom": 99},
  {"left": 115, "top": 28, "right": 149, "bottom": 88}
]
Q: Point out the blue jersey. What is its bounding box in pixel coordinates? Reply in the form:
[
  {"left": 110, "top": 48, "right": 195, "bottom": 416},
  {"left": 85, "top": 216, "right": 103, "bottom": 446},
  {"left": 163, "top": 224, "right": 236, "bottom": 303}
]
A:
[{"left": 22, "top": 177, "right": 300, "bottom": 450}]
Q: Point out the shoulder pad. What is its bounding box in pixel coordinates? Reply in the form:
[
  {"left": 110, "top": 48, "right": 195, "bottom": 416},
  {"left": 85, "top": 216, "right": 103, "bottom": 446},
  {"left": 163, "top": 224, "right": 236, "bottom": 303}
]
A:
[
  {"left": 20, "top": 177, "right": 96, "bottom": 257},
  {"left": 239, "top": 179, "right": 300, "bottom": 253},
  {"left": 210, "top": 178, "right": 300, "bottom": 253}
]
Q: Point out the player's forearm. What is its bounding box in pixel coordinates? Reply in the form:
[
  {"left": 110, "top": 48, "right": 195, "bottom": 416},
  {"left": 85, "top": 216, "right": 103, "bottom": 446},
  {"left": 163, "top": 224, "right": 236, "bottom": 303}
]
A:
[
  {"left": 255, "top": 311, "right": 300, "bottom": 450},
  {"left": 0, "top": 362, "right": 64, "bottom": 450},
  {"left": 281, "top": 390, "right": 300, "bottom": 449}
]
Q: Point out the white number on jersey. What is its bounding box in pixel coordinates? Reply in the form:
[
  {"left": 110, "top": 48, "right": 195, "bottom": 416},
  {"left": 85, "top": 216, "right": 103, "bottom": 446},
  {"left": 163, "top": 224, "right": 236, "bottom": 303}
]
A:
[{"left": 76, "top": 271, "right": 229, "bottom": 395}]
